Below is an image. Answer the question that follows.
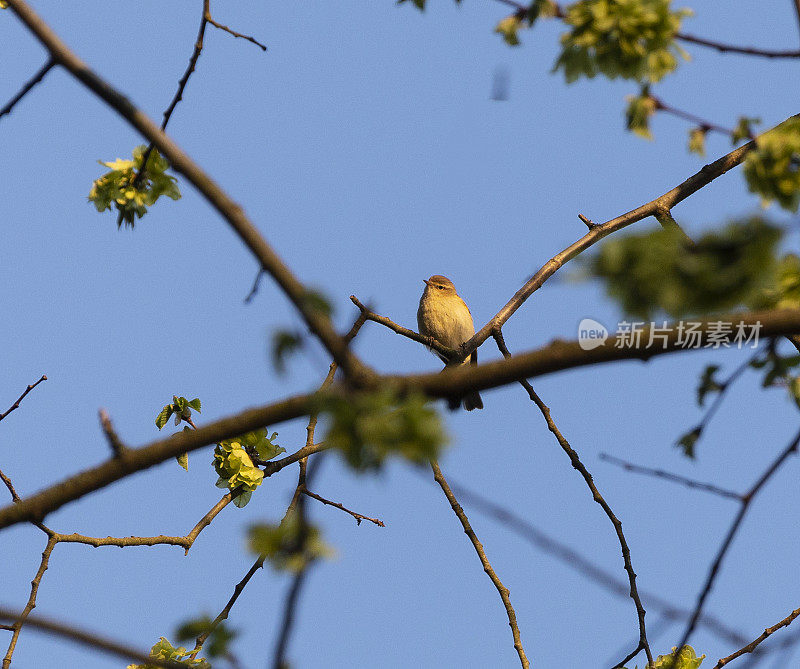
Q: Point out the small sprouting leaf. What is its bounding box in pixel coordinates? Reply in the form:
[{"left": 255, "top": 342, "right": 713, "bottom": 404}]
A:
[
  {"left": 302, "top": 289, "right": 334, "bottom": 319},
  {"left": 688, "top": 127, "right": 707, "bottom": 156},
  {"left": 625, "top": 90, "right": 657, "bottom": 140},
  {"left": 272, "top": 329, "right": 303, "bottom": 374},
  {"left": 732, "top": 116, "right": 760, "bottom": 145},
  {"left": 495, "top": 16, "right": 523, "bottom": 46},
  {"left": 176, "top": 452, "right": 189, "bottom": 471},
  {"left": 234, "top": 490, "right": 253, "bottom": 508},
  {"left": 676, "top": 426, "right": 702, "bottom": 459},
  {"left": 126, "top": 636, "right": 210, "bottom": 669},
  {"left": 697, "top": 364, "right": 722, "bottom": 407},
  {"left": 155, "top": 405, "right": 173, "bottom": 430},
  {"left": 649, "top": 645, "right": 705, "bottom": 669},
  {"left": 89, "top": 145, "right": 181, "bottom": 228},
  {"left": 187, "top": 398, "right": 202, "bottom": 412}
]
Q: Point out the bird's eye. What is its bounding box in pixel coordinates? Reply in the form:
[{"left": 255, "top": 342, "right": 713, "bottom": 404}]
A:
[{"left": 437, "top": 285, "right": 443, "bottom": 290}]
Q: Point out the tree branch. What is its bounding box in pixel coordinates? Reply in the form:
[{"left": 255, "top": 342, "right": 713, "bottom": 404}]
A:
[
  {"left": 1, "top": 308, "right": 799, "bottom": 532},
  {"left": 2, "top": 535, "right": 57, "bottom": 668},
  {"left": 715, "top": 606, "right": 800, "bottom": 668},
  {"left": 0, "top": 375, "right": 46, "bottom": 423},
  {"left": 599, "top": 453, "right": 742, "bottom": 501},
  {"left": 462, "top": 122, "right": 791, "bottom": 357},
  {"left": 0, "top": 59, "right": 54, "bottom": 120},
  {"left": 676, "top": 32, "right": 800, "bottom": 59},
  {"left": 302, "top": 488, "right": 385, "bottom": 527},
  {"left": 430, "top": 460, "right": 530, "bottom": 668},
  {"left": 671, "top": 426, "right": 800, "bottom": 664},
  {"left": 492, "top": 328, "right": 652, "bottom": 668}
]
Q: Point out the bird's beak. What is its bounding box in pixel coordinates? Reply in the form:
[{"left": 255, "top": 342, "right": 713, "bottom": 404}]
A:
[{"left": 423, "top": 279, "right": 431, "bottom": 286}]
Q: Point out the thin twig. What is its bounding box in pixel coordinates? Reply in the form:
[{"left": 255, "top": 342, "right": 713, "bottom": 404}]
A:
[
  {"left": 271, "top": 569, "right": 309, "bottom": 669},
  {"left": 715, "top": 606, "right": 800, "bottom": 668},
  {"left": 599, "top": 453, "right": 742, "bottom": 501},
  {"left": 430, "top": 460, "right": 530, "bottom": 668},
  {"left": 2, "top": 535, "right": 57, "bottom": 668},
  {"left": 0, "top": 60, "right": 54, "bottom": 120},
  {"left": 492, "top": 328, "right": 652, "bottom": 668},
  {"left": 98, "top": 409, "right": 126, "bottom": 457},
  {"left": 0, "top": 606, "right": 185, "bottom": 669},
  {"left": 0, "top": 375, "right": 47, "bottom": 422},
  {"left": 302, "top": 489, "right": 385, "bottom": 527},
  {"left": 676, "top": 32, "right": 800, "bottom": 59},
  {"left": 651, "top": 96, "right": 736, "bottom": 138},
  {"left": 243, "top": 269, "right": 266, "bottom": 303},
  {"left": 206, "top": 16, "right": 267, "bottom": 51},
  {"left": 350, "top": 295, "right": 459, "bottom": 362},
  {"left": 671, "top": 427, "right": 800, "bottom": 665}
]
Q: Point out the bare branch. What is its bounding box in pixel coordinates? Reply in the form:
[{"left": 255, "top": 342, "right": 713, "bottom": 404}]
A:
[
  {"left": 463, "top": 126, "right": 785, "bottom": 356},
  {"left": 676, "top": 32, "right": 800, "bottom": 59},
  {"left": 430, "top": 460, "right": 530, "bottom": 668},
  {"left": 206, "top": 16, "right": 268, "bottom": 51},
  {"left": 715, "top": 606, "right": 800, "bottom": 668},
  {"left": 350, "top": 295, "right": 458, "bottom": 361},
  {"left": 2, "top": 535, "right": 57, "bottom": 668},
  {"left": 599, "top": 453, "right": 742, "bottom": 501},
  {"left": 492, "top": 329, "right": 652, "bottom": 668},
  {"left": 0, "top": 59, "right": 54, "bottom": 120},
  {"left": 302, "top": 489, "right": 385, "bottom": 527},
  {"left": 0, "top": 606, "right": 186, "bottom": 669},
  {"left": 671, "top": 427, "right": 800, "bottom": 663},
  {"left": 98, "top": 409, "right": 126, "bottom": 457},
  {"left": 0, "top": 375, "right": 47, "bottom": 423}
]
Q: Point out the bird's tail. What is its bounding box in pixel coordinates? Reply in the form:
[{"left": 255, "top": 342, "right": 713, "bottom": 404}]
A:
[{"left": 447, "top": 351, "right": 483, "bottom": 411}]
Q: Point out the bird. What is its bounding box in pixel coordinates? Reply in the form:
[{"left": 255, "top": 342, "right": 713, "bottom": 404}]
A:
[{"left": 417, "top": 275, "right": 483, "bottom": 411}]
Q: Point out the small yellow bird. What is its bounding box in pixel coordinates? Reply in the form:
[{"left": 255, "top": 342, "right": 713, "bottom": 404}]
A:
[{"left": 417, "top": 275, "right": 483, "bottom": 411}]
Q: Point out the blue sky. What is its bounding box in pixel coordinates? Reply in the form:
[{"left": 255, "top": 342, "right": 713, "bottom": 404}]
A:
[{"left": 2, "top": 1, "right": 800, "bottom": 667}]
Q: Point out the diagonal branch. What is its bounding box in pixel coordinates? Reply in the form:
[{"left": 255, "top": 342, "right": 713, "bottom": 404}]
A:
[
  {"left": 671, "top": 426, "right": 800, "bottom": 664},
  {"left": 675, "top": 32, "right": 800, "bottom": 59},
  {"left": 5, "top": 0, "right": 366, "bottom": 381},
  {"left": 2, "top": 535, "right": 57, "bottom": 668},
  {"left": 463, "top": 134, "right": 768, "bottom": 357},
  {"left": 714, "top": 605, "right": 800, "bottom": 668},
  {"left": 492, "top": 328, "right": 652, "bottom": 668},
  {"left": 599, "top": 453, "right": 742, "bottom": 501},
  {"left": 0, "top": 59, "right": 55, "bottom": 120},
  {"left": 0, "top": 375, "right": 47, "bottom": 423},
  {"left": 302, "top": 489, "right": 385, "bottom": 527},
  {"left": 2, "top": 308, "right": 800, "bottom": 532},
  {"left": 430, "top": 460, "right": 530, "bottom": 668}
]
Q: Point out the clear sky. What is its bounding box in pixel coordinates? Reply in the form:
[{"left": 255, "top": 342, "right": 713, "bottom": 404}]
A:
[{"left": 2, "top": 1, "right": 800, "bottom": 667}]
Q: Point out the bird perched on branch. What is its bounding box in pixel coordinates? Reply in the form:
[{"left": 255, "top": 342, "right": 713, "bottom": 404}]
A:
[{"left": 417, "top": 275, "right": 483, "bottom": 411}]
